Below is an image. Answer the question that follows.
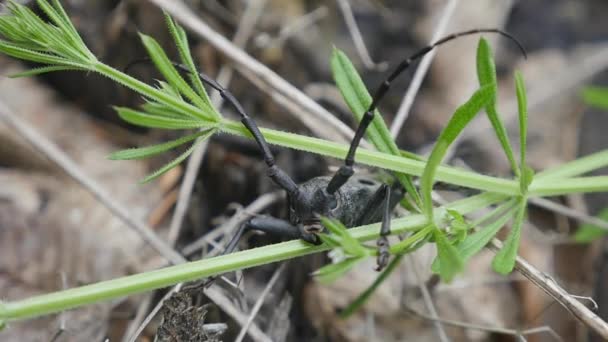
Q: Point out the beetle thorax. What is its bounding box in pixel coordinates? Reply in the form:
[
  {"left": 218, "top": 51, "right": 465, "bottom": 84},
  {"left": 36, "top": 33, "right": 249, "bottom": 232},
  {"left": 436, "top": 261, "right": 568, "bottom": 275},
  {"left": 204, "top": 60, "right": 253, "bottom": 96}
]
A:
[{"left": 288, "top": 175, "right": 382, "bottom": 229}]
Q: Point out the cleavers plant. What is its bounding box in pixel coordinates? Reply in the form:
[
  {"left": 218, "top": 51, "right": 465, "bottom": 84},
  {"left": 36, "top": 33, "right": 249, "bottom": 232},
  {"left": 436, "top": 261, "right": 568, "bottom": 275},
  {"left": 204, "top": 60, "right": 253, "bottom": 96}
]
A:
[{"left": 2, "top": 0, "right": 608, "bottom": 327}]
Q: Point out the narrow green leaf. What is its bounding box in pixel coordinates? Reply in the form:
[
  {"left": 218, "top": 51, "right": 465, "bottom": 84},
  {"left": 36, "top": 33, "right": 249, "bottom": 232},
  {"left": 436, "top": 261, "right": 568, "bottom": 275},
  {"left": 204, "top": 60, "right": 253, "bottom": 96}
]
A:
[
  {"left": 49, "top": 0, "right": 90, "bottom": 56},
  {"left": 331, "top": 48, "right": 389, "bottom": 152},
  {"left": 320, "top": 217, "right": 368, "bottom": 257},
  {"left": 433, "top": 228, "right": 464, "bottom": 282},
  {"left": 432, "top": 200, "right": 516, "bottom": 273},
  {"left": 317, "top": 233, "right": 341, "bottom": 248},
  {"left": 476, "top": 38, "right": 518, "bottom": 176},
  {"left": 458, "top": 208, "right": 516, "bottom": 262},
  {"left": 535, "top": 149, "right": 608, "bottom": 180},
  {"left": 156, "top": 80, "right": 183, "bottom": 99},
  {"left": 109, "top": 129, "right": 213, "bottom": 160},
  {"left": 515, "top": 71, "right": 528, "bottom": 167},
  {"left": 139, "top": 33, "right": 217, "bottom": 119},
  {"left": 0, "top": 40, "right": 80, "bottom": 66},
  {"left": 390, "top": 224, "right": 433, "bottom": 254},
  {"left": 574, "top": 208, "right": 608, "bottom": 243},
  {"left": 582, "top": 87, "right": 608, "bottom": 109},
  {"left": 492, "top": 199, "right": 527, "bottom": 274},
  {"left": 12, "top": 3, "right": 83, "bottom": 61},
  {"left": 115, "top": 107, "right": 211, "bottom": 130},
  {"left": 446, "top": 209, "right": 468, "bottom": 231},
  {"left": 313, "top": 256, "right": 365, "bottom": 284},
  {"left": 36, "top": 0, "right": 71, "bottom": 37},
  {"left": 339, "top": 254, "right": 404, "bottom": 318},
  {"left": 140, "top": 141, "right": 199, "bottom": 183},
  {"left": 164, "top": 13, "right": 215, "bottom": 115},
  {"left": 331, "top": 48, "right": 421, "bottom": 208},
  {"left": 514, "top": 71, "right": 534, "bottom": 194},
  {"left": 141, "top": 102, "right": 191, "bottom": 120},
  {"left": 421, "top": 85, "right": 494, "bottom": 220},
  {"left": 9, "top": 65, "right": 85, "bottom": 77},
  {"left": 520, "top": 165, "right": 534, "bottom": 194}
]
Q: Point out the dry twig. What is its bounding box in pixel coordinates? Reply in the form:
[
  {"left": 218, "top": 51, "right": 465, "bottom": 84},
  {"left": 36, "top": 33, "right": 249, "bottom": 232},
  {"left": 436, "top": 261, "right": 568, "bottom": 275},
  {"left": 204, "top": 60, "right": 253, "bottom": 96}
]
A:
[
  {"left": 336, "top": 0, "right": 387, "bottom": 71},
  {"left": 235, "top": 264, "right": 286, "bottom": 342}
]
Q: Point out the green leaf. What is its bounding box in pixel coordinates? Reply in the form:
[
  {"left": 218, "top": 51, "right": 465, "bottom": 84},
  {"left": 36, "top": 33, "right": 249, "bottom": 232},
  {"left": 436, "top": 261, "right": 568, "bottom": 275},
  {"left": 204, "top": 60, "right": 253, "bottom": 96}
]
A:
[
  {"left": 139, "top": 33, "right": 217, "bottom": 119},
  {"left": 317, "top": 233, "right": 341, "bottom": 248},
  {"left": 432, "top": 200, "right": 516, "bottom": 273},
  {"left": 447, "top": 209, "right": 468, "bottom": 231},
  {"left": 109, "top": 129, "right": 214, "bottom": 160},
  {"left": 476, "top": 38, "right": 518, "bottom": 176},
  {"left": 313, "top": 256, "right": 365, "bottom": 284},
  {"left": 492, "top": 199, "right": 527, "bottom": 274},
  {"left": 140, "top": 141, "right": 200, "bottom": 183},
  {"left": 331, "top": 47, "right": 421, "bottom": 209},
  {"left": 9, "top": 65, "right": 85, "bottom": 77},
  {"left": 520, "top": 165, "right": 534, "bottom": 194},
  {"left": 0, "top": 40, "right": 81, "bottom": 66},
  {"left": 458, "top": 207, "right": 516, "bottom": 262},
  {"left": 339, "top": 254, "right": 404, "bottom": 318},
  {"left": 320, "top": 217, "right": 368, "bottom": 257},
  {"left": 164, "top": 13, "right": 215, "bottom": 116},
  {"left": 582, "top": 87, "right": 608, "bottom": 109},
  {"left": 115, "top": 107, "right": 212, "bottom": 130},
  {"left": 574, "top": 208, "right": 608, "bottom": 243},
  {"left": 515, "top": 71, "right": 528, "bottom": 166},
  {"left": 433, "top": 228, "right": 464, "bottom": 282},
  {"left": 535, "top": 149, "right": 608, "bottom": 180},
  {"left": 515, "top": 72, "right": 534, "bottom": 194},
  {"left": 420, "top": 85, "right": 494, "bottom": 220}
]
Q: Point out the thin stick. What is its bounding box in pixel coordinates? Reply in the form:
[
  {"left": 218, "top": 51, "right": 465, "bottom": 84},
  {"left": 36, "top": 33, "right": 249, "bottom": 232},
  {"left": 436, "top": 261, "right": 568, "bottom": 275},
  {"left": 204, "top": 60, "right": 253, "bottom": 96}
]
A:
[
  {"left": 234, "top": 263, "right": 285, "bottom": 342},
  {"left": 389, "top": 0, "right": 459, "bottom": 138},
  {"left": 489, "top": 238, "right": 608, "bottom": 339},
  {"left": 145, "top": 0, "right": 358, "bottom": 145},
  {"left": 126, "top": 283, "right": 183, "bottom": 342},
  {"left": 336, "top": 0, "right": 387, "bottom": 71},
  {"left": 407, "top": 306, "right": 563, "bottom": 341},
  {"left": 529, "top": 197, "right": 608, "bottom": 231},
  {"left": 256, "top": 6, "right": 328, "bottom": 49},
  {"left": 407, "top": 256, "right": 450, "bottom": 342}
]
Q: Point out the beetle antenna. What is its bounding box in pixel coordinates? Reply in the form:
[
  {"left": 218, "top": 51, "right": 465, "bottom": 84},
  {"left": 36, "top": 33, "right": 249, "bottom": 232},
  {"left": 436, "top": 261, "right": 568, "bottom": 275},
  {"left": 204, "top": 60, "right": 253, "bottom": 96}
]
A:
[
  {"left": 326, "top": 28, "right": 526, "bottom": 194},
  {"left": 186, "top": 65, "right": 302, "bottom": 198}
]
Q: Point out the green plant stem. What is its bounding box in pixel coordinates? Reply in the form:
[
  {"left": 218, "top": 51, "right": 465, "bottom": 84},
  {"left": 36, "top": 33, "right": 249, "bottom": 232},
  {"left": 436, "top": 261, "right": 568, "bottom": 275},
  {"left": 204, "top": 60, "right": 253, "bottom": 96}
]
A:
[
  {"left": 528, "top": 176, "right": 608, "bottom": 196},
  {"left": 219, "top": 120, "right": 608, "bottom": 196},
  {"left": 0, "top": 192, "right": 505, "bottom": 323},
  {"left": 219, "top": 119, "right": 520, "bottom": 195},
  {"left": 535, "top": 149, "right": 608, "bottom": 180}
]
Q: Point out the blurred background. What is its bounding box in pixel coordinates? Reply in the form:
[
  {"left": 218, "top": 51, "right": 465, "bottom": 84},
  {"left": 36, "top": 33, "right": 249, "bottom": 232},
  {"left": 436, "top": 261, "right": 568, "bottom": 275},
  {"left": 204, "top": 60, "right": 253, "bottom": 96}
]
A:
[{"left": 1, "top": 0, "right": 607, "bottom": 341}]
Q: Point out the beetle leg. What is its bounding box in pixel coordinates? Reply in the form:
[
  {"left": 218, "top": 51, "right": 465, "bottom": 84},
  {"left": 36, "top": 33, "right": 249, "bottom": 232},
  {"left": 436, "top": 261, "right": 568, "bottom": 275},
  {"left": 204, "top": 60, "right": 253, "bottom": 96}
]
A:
[
  {"left": 376, "top": 186, "right": 392, "bottom": 271},
  {"left": 354, "top": 184, "right": 397, "bottom": 271}
]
